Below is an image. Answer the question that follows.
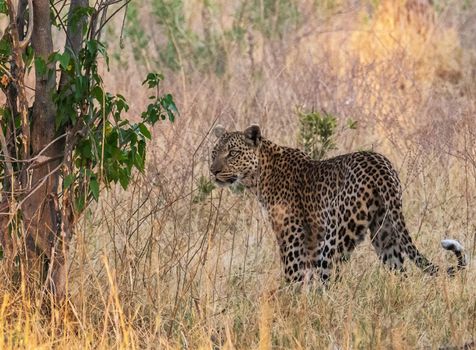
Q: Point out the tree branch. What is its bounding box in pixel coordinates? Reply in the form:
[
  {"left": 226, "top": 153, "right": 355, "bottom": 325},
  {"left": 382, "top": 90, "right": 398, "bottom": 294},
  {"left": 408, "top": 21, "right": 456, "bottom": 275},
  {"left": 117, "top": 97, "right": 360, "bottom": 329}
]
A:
[
  {"left": 18, "top": 0, "right": 33, "bottom": 49},
  {"left": 6, "top": 0, "right": 31, "bottom": 159},
  {"left": 0, "top": 120, "right": 14, "bottom": 177},
  {"left": 59, "top": 0, "right": 88, "bottom": 92}
]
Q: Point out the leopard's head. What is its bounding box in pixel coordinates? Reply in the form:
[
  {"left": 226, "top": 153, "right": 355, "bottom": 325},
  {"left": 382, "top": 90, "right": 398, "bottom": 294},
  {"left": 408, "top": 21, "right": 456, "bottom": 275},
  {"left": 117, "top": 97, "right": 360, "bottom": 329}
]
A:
[{"left": 210, "top": 124, "right": 261, "bottom": 188}]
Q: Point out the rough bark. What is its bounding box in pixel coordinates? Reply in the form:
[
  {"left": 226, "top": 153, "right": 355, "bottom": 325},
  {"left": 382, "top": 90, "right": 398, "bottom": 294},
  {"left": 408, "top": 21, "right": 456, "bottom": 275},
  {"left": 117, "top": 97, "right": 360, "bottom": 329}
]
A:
[{"left": 21, "top": 0, "right": 62, "bottom": 295}]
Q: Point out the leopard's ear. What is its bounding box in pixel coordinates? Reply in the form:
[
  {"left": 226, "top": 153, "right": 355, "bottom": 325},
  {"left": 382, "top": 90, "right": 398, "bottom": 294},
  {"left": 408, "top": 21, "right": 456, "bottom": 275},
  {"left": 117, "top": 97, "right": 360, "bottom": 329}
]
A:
[
  {"left": 244, "top": 124, "right": 261, "bottom": 147},
  {"left": 213, "top": 125, "right": 226, "bottom": 138}
]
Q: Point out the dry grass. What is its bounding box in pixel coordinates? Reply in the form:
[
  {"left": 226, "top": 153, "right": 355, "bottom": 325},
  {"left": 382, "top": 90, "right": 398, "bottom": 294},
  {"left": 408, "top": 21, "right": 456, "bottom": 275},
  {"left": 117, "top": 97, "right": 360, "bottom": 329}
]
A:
[{"left": 1, "top": 0, "right": 476, "bottom": 348}]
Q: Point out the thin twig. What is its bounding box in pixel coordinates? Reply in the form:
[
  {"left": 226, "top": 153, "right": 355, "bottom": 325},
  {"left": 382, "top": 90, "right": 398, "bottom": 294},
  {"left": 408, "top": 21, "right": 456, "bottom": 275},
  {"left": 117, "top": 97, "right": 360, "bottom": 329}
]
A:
[
  {"left": 0, "top": 119, "right": 14, "bottom": 177},
  {"left": 94, "top": 0, "right": 131, "bottom": 39},
  {"left": 16, "top": 163, "right": 63, "bottom": 211}
]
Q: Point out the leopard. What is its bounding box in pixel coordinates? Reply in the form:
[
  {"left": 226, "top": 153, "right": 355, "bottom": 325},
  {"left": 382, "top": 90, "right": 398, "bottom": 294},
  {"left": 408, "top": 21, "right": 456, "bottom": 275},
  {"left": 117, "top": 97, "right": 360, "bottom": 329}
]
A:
[{"left": 210, "top": 124, "right": 467, "bottom": 284}]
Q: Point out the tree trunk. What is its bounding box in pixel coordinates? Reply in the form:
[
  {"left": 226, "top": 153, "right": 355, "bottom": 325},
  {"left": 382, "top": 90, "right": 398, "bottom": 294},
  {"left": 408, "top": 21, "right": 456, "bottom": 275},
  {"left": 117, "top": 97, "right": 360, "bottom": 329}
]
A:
[
  {"left": 21, "top": 0, "right": 63, "bottom": 297},
  {"left": 18, "top": 0, "right": 89, "bottom": 301},
  {"left": 1, "top": 0, "right": 122, "bottom": 303}
]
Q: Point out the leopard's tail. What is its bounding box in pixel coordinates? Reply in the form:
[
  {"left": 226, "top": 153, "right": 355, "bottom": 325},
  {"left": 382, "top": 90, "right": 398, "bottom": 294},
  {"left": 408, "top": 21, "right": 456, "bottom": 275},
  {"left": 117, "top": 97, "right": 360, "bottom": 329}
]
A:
[
  {"left": 401, "top": 233, "right": 467, "bottom": 276},
  {"left": 380, "top": 189, "right": 467, "bottom": 277},
  {"left": 373, "top": 153, "right": 467, "bottom": 277},
  {"left": 441, "top": 239, "right": 467, "bottom": 276}
]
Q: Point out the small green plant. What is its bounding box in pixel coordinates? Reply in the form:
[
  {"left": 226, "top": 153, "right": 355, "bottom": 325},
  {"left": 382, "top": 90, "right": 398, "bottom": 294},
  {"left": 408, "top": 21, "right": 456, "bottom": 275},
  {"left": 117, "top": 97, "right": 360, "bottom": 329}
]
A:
[
  {"left": 297, "top": 109, "right": 357, "bottom": 160},
  {"left": 298, "top": 109, "right": 337, "bottom": 160},
  {"left": 194, "top": 175, "right": 216, "bottom": 203}
]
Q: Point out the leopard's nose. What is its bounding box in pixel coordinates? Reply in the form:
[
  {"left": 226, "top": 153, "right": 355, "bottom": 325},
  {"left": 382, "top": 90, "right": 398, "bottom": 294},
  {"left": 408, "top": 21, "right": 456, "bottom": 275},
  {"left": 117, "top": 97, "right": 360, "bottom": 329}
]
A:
[{"left": 210, "top": 162, "right": 221, "bottom": 176}]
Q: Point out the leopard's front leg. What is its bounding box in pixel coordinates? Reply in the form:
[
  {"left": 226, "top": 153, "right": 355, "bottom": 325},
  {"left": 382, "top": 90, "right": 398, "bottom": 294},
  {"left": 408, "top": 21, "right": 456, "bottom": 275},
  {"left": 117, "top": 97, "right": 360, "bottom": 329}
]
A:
[{"left": 268, "top": 205, "right": 313, "bottom": 283}]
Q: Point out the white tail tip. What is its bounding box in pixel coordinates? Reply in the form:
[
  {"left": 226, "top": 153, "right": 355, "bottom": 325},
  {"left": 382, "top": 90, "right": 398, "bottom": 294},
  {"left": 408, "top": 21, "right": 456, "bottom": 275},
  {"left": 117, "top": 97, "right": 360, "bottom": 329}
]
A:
[{"left": 441, "top": 239, "right": 464, "bottom": 253}]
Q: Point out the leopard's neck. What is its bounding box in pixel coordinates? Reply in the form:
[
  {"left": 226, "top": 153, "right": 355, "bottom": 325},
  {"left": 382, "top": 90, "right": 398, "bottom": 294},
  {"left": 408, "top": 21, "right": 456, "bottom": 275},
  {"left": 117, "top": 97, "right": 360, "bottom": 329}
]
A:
[{"left": 256, "top": 139, "right": 298, "bottom": 207}]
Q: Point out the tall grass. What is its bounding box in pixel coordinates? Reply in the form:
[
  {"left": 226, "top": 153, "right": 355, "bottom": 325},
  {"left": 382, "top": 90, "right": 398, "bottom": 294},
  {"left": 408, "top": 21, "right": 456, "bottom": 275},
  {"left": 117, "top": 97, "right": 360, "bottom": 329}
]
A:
[{"left": 1, "top": 0, "right": 476, "bottom": 348}]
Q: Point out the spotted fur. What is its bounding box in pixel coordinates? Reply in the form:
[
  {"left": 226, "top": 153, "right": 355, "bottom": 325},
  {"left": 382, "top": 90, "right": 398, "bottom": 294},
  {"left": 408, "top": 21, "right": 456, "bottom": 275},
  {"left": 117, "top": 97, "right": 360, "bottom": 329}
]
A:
[{"left": 210, "top": 124, "right": 467, "bottom": 284}]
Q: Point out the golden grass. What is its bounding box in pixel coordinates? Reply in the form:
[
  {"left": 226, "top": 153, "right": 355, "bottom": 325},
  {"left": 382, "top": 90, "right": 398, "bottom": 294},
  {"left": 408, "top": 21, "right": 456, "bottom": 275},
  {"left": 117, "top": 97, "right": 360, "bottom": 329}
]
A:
[{"left": 1, "top": 0, "right": 476, "bottom": 348}]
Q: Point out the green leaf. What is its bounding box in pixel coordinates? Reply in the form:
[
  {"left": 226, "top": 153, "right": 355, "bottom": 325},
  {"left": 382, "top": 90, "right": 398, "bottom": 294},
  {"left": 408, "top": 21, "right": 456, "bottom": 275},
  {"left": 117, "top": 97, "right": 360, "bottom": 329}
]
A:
[
  {"left": 142, "top": 72, "right": 164, "bottom": 88},
  {"left": 90, "top": 177, "right": 100, "bottom": 201},
  {"left": 75, "top": 195, "right": 85, "bottom": 212},
  {"left": 0, "top": 1, "right": 8, "bottom": 15},
  {"left": 134, "top": 151, "right": 144, "bottom": 170},
  {"left": 115, "top": 94, "right": 129, "bottom": 112},
  {"left": 34, "top": 57, "right": 47, "bottom": 75},
  {"left": 138, "top": 123, "right": 151, "bottom": 139},
  {"left": 78, "top": 140, "right": 93, "bottom": 159},
  {"left": 58, "top": 51, "right": 71, "bottom": 70},
  {"left": 0, "top": 37, "right": 12, "bottom": 58},
  {"left": 63, "top": 174, "right": 75, "bottom": 189},
  {"left": 118, "top": 170, "right": 130, "bottom": 189},
  {"left": 91, "top": 85, "right": 104, "bottom": 102}
]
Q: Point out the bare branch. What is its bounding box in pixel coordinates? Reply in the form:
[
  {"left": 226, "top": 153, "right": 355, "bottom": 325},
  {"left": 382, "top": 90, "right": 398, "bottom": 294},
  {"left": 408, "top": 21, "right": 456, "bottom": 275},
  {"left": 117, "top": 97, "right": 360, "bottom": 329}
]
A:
[
  {"left": 0, "top": 120, "right": 14, "bottom": 177},
  {"left": 94, "top": 0, "right": 131, "bottom": 39},
  {"left": 18, "top": 162, "right": 63, "bottom": 215},
  {"left": 18, "top": 0, "right": 33, "bottom": 49},
  {"left": 5, "top": 0, "right": 31, "bottom": 158}
]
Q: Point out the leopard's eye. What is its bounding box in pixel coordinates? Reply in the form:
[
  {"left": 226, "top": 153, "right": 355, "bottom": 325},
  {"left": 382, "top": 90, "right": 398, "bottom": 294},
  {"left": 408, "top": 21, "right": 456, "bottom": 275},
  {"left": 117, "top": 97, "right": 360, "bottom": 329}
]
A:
[{"left": 229, "top": 150, "right": 239, "bottom": 158}]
